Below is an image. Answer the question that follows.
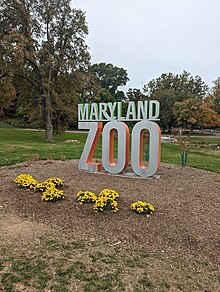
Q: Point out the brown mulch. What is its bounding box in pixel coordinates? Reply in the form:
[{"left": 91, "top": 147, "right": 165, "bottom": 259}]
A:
[{"left": 0, "top": 160, "right": 220, "bottom": 265}]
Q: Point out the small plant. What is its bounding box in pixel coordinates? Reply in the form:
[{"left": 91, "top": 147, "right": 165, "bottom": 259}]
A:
[
  {"left": 35, "top": 177, "right": 63, "bottom": 192},
  {"left": 76, "top": 191, "right": 97, "bottom": 203},
  {"left": 93, "top": 189, "right": 119, "bottom": 212},
  {"left": 14, "top": 174, "right": 38, "bottom": 190},
  {"left": 35, "top": 181, "right": 56, "bottom": 192},
  {"left": 181, "top": 150, "right": 188, "bottom": 167},
  {"left": 45, "top": 177, "right": 63, "bottom": 187},
  {"left": 98, "top": 189, "right": 119, "bottom": 201},
  {"left": 130, "top": 201, "right": 155, "bottom": 215},
  {"left": 41, "top": 187, "right": 66, "bottom": 201},
  {"left": 60, "top": 154, "right": 66, "bottom": 161},
  {"left": 14, "top": 174, "right": 66, "bottom": 202},
  {"left": 172, "top": 128, "right": 189, "bottom": 167},
  {"left": 28, "top": 153, "right": 40, "bottom": 162},
  {"left": 93, "top": 196, "right": 119, "bottom": 212}
]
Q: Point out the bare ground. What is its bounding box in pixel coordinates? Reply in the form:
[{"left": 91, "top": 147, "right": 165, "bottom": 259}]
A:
[{"left": 0, "top": 160, "right": 220, "bottom": 291}]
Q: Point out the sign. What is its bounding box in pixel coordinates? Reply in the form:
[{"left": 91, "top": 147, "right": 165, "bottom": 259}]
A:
[
  {"left": 78, "top": 100, "right": 160, "bottom": 122},
  {"left": 78, "top": 101, "right": 161, "bottom": 178}
]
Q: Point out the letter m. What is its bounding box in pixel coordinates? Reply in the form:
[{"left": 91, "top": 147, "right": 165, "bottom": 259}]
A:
[{"left": 78, "top": 104, "right": 90, "bottom": 121}]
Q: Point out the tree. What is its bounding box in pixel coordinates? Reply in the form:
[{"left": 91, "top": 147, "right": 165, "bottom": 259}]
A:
[
  {"left": 152, "top": 89, "right": 176, "bottom": 132},
  {"left": 90, "top": 62, "right": 129, "bottom": 97},
  {"left": 0, "top": 14, "right": 22, "bottom": 117},
  {"left": 173, "top": 98, "right": 220, "bottom": 131},
  {"left": 78, "top": 70, "right": 101, "bottom": 103},
  {"left": 144, "top": 71, "right": 209, "bottom": 130},
  {"left": 145, "top": 71, "right": 208, "bottom": 102},
  {"left": 0, "top": 73, "right": 16, "bottom": 117},
  {"left": 93, "top": 88, "right": 113, "bottom": 103},
  {"left": 173, "top": 98, "right": 201, "bottom": 131},
  {"left": 126, "top": 88, "right": 146, "bottom": 101},
  {"left": 0, "top": 0, "right": 90, "bottom": 139},
  {"left": 211, "top": 77, "right": 220, "bottom": 114},
  {"left": 199, "top": 102, "right": 220, "bottom": 128}
]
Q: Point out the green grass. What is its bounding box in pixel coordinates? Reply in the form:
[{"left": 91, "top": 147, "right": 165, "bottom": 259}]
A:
[
  {"left": 0, "top": 128, "right": 219, "bottom": 172},
  {"left": 0, "top": 128, "right": 100, "bottom": 166},
  {"left": 161, "top": 142, "right": 220, "bottom": 172}
]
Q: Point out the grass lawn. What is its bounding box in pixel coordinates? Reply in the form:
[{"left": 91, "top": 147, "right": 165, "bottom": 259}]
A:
[
  {"left": 0, "top": 128, "right": 91, "bottom": 166},
  {"left": 0, "top": 128, "right": 219, "bottom": 173},
  {"left": 1, "top": 235, "right": 219, "bottom": 292}
]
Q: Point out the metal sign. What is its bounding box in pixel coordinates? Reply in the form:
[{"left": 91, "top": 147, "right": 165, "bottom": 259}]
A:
[{"left": 78, "top": 101, "right": 161, "bottom": 178}]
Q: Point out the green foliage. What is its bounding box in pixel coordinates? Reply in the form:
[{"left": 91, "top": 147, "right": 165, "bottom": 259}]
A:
[
  {"left": 0, "top": 75, "right": 16, "bottom": 117},
  {"left": 144, "top": 71, "right": 209, "bottom": 130},
  {"left": 212, "top": 77, "right": 220, "bottom": 114},
  {"left": 90, "top": 62, "right": 129, "bottom": 97},
  {"left": 0, "top": 0, "right": 90, "bottom": 139},
  {"left": 94, "top": 87, "right": 114, "bottom": 102},
  {"left": 145, "top": 71, "right": 208, "bottom": 102},
  {"left": 126, "top": 88, "right": 146, "bottom": 101},
  {"left": 152, "top": 89, "right": 176, "bottom": 131}
]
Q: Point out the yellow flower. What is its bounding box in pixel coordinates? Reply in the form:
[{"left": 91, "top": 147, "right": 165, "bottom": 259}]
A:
[
  {"left": 76, "top": 191, "right": 97, "bottom": 203},
  {"left": 14, "top": 174, "right": 38, "bottom": 189},
  {"left": 130, "top": 200, "right": 155, "bottom": 215},
  {"left": 93, "top": 191, "right": 119, "bottom": 213}
]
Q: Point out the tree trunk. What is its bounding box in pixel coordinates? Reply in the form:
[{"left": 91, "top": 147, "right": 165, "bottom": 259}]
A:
[
  {"left": 45, "top": 94, "right": 53, "bottom": 140},
  {"left": 0, "top": 108, "right": 5, "bottom": 117},
  {"left": 45, "top": 63, "right": 53, "bottom": 140}
]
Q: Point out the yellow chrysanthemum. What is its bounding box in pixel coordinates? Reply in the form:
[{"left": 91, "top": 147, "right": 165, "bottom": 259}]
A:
[
  {"left": 14, "top": 174, "right": 38, "bottom": 189},
  {"left": 76, "top": 191, "right": 97, "bottom": 203},
  {"left": 130, "top": 201, "right": 155, "bottom": 215},
  {"left": 93, "top": 193, "right": 119, "bottom": 212},
  {"left": 42, "top": 187, "right": 65, "bottom": 201}
]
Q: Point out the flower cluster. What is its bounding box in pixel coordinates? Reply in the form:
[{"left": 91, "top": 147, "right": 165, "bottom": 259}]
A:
[
  {"left": 98, "top": 189, "right": 119, "bottom": 201},
  {"left": 93, "top": 196, "right": 119, "bottom": 213},
  {"left": 42, "top": 187, "right": 65, "bottom": 201},
  {"left": 14, "top": 174, "right": 155, "bottom": 214},
  {"left": 76, "top": 191, "right": 97, "bottom": 203},
  {"left": 14, "top": 174, "right": 65, "bottom": 202},
  {"left": 35, "top": 177, "right": 63, "bottom": 192},
  {"left": 130, "top": 201, "right": 155, "bottom": 215},
  {"left": 93, "top": 189, "right": 119, "bottom": 213},
  {"left": 45, "top": 177, "right": 63, "bottom": 187},
  {"left": 76, "top": 188, "right": 119, "bottom": 212},
  {"left": 14, "top": 174, "right": 38, "bottom": 190},
  {"left": 35, "top": 181, "right": 56, "bottom": 192}
]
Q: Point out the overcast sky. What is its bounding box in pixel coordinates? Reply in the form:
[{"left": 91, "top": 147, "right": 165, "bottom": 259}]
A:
[{"left": 73, "top": 0, "right": 220, "bottom": 90}]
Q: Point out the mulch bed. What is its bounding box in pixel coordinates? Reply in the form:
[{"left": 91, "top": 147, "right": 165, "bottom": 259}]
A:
[{"left": 0, "top": 160, "right": 220, "bottom": 265}]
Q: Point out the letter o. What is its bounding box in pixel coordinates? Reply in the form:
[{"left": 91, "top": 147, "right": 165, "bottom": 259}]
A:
[
  {"left": 131, "top": 121, "right": 161, "bottom": 177},
  {"left": 102, "top": 121, "right": 129, "bottom": 173}
]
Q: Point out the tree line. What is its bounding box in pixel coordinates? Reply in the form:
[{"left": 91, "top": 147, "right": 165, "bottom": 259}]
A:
[{"left": 1, "top": 0, "right": 220, "bottom": 139}]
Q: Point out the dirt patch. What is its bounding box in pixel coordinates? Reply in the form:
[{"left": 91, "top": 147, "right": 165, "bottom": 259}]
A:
[
  {"left": 0, "top": 212, "right": 49, "bottom": 247},
  {"left": 0, "top": 160, "right": 220, "bottom": 265}
]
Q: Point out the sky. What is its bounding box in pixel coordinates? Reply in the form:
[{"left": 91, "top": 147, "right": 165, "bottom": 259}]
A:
[{"left": 72, "top": 0, "right": 220, "bottom": 90}]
